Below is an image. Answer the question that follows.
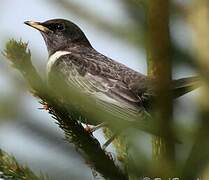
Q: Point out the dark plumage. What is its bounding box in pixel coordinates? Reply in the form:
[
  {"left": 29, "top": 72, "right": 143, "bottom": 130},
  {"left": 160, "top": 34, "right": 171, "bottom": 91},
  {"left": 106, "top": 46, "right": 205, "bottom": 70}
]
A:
[{"left": 24, "top": 19, "right": 200, "bottom": 130}]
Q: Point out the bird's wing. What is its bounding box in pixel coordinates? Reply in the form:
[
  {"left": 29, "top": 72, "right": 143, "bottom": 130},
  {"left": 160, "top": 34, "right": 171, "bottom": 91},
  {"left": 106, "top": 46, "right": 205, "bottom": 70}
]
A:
[{"left": 48, "top": 54, "right": 149, "bottom": 122}]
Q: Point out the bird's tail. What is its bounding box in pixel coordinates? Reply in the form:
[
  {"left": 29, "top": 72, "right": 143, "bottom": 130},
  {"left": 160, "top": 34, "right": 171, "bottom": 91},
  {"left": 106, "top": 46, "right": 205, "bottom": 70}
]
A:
[{"left": 172, "top": 76, "right": 201, "bottom": 98}]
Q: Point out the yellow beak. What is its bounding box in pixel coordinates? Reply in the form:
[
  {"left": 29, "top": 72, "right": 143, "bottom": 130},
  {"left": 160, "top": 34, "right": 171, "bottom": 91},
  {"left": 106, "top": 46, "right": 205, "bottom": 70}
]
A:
[{"left": 24, "top": 21, "right": 52, "bottom": 33}]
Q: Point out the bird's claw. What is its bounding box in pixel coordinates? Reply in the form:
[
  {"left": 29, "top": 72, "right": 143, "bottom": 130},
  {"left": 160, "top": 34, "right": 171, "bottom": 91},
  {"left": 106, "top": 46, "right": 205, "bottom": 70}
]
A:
[
  {"left": 85, "top": 122, "right": 107, "bottom": 134},
  {"left": 84, "top": 124, "right": 93, "bottom": 134}
]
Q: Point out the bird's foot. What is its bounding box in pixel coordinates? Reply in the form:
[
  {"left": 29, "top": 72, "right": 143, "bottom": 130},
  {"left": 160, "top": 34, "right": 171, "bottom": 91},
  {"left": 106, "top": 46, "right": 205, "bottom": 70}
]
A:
[
  {"left": 91, "top": 122, "right": 107, "bottom": 132},
  {"left": 85, "top": 122, "right": 107, "bottom": 134},
  {"left": 84, "top": 124, "right": 93, "bottom": 134}
]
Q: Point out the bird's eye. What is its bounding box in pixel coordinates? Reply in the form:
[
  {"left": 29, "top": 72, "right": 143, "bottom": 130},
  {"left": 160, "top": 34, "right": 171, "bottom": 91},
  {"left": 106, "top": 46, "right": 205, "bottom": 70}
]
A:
[
  {"left": 47, "top": 23, "right": 65, "bottom": 31},
  {"left": 54, "top": 23, "right": 64, "bottom": 31}
]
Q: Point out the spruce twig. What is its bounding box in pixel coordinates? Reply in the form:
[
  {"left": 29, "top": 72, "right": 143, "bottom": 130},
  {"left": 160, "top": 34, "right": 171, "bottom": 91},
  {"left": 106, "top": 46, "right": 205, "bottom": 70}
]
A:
[
  {"left": 3, "top": 39, "right": 128, "bottom": 180},
  {"left": 0, "top": 149, "right": 46, "bottom": 180}
]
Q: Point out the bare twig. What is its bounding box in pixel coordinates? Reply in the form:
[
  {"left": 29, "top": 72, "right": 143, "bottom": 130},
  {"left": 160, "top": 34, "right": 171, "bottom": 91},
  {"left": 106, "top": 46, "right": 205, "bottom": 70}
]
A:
[{"left": 146, "top": 0, "right": 175, "bottom": 177}]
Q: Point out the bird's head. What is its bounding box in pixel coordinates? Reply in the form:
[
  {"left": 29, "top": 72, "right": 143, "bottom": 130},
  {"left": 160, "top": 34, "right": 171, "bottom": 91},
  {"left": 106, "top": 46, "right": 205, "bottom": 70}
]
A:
[{"left": 24, "top": 19, "right": 91, "bottom": 55}]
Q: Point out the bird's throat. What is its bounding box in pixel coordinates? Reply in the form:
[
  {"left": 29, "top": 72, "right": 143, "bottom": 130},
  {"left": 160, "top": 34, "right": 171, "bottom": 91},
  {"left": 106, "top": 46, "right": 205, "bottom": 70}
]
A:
[{"left": 47, "top": 51, "right": 71, "bottom": 75}]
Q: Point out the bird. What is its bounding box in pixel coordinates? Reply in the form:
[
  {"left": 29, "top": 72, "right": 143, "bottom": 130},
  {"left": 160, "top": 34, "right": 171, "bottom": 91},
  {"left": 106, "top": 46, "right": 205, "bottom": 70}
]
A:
[{"left": 24, "top": 19, "right": 201, "bottom": 142}]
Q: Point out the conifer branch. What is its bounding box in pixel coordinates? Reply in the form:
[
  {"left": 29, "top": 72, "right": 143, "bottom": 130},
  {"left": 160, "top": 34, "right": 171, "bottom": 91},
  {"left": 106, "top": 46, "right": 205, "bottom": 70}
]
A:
[
  {"left": 3, "top": 39, "right": 128, "bottom": 180},
  {"left": 0, "top": 149, "right": 46, "bottom": 180}
]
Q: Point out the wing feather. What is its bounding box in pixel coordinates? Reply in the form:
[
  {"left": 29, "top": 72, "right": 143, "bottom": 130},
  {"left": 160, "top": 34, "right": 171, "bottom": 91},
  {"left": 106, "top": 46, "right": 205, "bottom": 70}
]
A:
[{"left": 48, "top": 53, "right": 149, "bottom": 122}]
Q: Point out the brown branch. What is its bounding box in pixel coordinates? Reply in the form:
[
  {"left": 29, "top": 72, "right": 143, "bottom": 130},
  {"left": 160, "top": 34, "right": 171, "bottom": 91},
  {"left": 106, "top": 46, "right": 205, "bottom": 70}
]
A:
[{"left": 146, "top": 0, "right": 175, "bottom": 177}]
